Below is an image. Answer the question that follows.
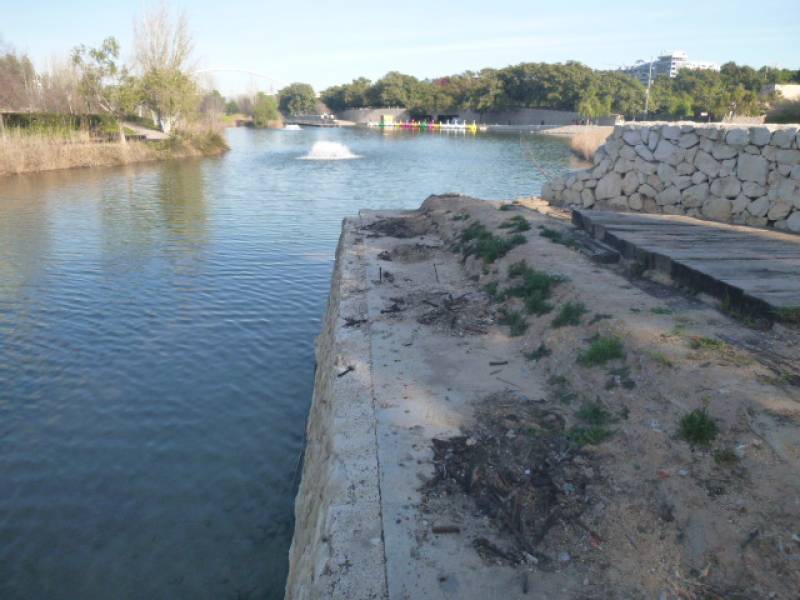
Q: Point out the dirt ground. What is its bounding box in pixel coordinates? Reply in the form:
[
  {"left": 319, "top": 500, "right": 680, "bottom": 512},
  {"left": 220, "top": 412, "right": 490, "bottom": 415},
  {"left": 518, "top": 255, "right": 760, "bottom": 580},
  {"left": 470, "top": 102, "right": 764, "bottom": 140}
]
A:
[{"left": 362, "top": 194, "right": 800, "bottom": 600}]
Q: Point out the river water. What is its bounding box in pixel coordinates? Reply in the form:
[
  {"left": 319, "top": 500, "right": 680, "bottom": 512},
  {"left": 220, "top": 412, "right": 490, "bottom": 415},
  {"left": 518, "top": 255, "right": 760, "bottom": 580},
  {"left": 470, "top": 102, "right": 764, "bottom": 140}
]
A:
[{"left": 0, "top": 127, "right": 576, "bottom": 599}]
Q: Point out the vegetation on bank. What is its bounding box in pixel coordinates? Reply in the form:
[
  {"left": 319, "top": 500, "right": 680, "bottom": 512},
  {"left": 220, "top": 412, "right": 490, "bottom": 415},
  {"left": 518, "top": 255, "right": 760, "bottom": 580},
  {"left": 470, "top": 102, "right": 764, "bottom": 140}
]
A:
[
  {"left": 0, "top": 4, "right": 229, "bottom": 175},
  {"left": 319, "top": 62, "right": 800, "bottom": 120}
]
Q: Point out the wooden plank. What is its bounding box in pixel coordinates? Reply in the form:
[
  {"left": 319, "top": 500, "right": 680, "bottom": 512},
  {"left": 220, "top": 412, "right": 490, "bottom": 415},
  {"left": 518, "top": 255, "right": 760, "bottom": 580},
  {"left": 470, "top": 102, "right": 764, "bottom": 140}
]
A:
[{"left": 573, "top": 210, "right": 800, "bottom": 314}]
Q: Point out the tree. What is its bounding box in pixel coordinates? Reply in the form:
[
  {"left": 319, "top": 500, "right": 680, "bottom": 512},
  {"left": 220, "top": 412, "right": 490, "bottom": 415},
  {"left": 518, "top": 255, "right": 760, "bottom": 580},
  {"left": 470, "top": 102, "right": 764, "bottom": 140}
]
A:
[
  {"left": 0, "top": 48, "right": 37, "bottom": 111},
  {"left": 72, "top": 37, "right": 141, "bottom": 142},
  {"left": 200, "top": 89, "right": 225, "bottom": 115},
  {"left": 252, "top": 92, "right": 280, "bottom": 126},
  {"left": 133, "top": 3, "right": 198, "bottom": 133},
  {"left": 278, "top": 83, "right": 316, "bottom": 116}
]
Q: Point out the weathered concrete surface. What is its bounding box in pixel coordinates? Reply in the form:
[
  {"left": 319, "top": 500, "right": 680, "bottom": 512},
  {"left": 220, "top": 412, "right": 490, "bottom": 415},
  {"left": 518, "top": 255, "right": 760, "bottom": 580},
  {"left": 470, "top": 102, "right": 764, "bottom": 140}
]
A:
[
  {"left": 286, "top": 195, "right": 800, "bottom": 599},
  {"left": 572, "top": 209, "right": 800, "bottom": 313}
]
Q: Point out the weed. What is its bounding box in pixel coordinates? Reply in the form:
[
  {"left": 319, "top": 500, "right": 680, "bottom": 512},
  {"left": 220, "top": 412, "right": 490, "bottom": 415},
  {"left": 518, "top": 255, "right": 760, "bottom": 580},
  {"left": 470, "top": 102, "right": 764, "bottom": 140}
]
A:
[
  {"left": 569, "top": 425, "right": 612, "bottom": 446},
  {"left": 688, "top": 336, "right": 724, "bottom": 350},
  {"left": 485, "top": 281, "right": 499, "bottom": 299},
  {"left": 578, "top": 336, "right": 625, "bottom": 367},
  {"left": 460, "top": 222, "right": 526, "bottom": 263},
  {"left": 499, "top": 215, "right": 531, "bottom": 233},
  {"left": 498, "top": 203, "right": 516, "bottom": 211},
  {"left": 629, "top": 261, "right": 648, "bottom": 278},
  {"left": 776, "top": 307, "right": 800, "bottom": 324},
  {"left": 651, "top": 307, "right": 673, "bottom": 315},
  {"left": 678, "top": 409, "right": 718, "bottom": 447},
  {"left": 504, "top": 261, "right": 564, "bottom": 315},
  {"left": 548, "top": 375, "right": 577, "bottom": 404},
  {"left": 589, "top": 313, "right": 613, "bottom": 325},
  {"left": 524, "top": 343, "right": 551, "bottom": 361},
  {"left": 469, "top": 274, "right": 479, "bottom": 282},
  {"left": 552, "top": 301, "right": 587, "bottom": 328},
  {"left": 576, "top": 401, "right": 611, "bottom": 425},
  {"left": 650, "top": 351, "right": 674, "bottom": 368},
  {"left": 539, "top": 226, "right": 578, "bottom": 248},
  {"left": 606, "top": 366, "right": 636, "bottom": 390},
  {"left": 451, "top": 213, "right": 470, "bottom": 221},
  {"left": 498, "top": 308, "right": 528, "bottom": 336},
  {"left": 713, "top": 447, "right": 739, "bottom": 465}
]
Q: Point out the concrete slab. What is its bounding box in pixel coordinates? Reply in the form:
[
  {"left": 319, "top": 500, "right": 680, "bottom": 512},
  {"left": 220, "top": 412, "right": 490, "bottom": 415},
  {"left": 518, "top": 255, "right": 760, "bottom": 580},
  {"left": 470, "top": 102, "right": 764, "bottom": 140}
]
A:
[{"left": 572, "top": 210, "right": 800, "bottom": 312}]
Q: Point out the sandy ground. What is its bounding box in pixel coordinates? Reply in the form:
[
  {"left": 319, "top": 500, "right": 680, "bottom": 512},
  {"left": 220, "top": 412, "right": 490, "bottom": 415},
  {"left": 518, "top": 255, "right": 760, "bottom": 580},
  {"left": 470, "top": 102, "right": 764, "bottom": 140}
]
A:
[{"left": 353, "top": 194, "right": 800, "bottom": 599}]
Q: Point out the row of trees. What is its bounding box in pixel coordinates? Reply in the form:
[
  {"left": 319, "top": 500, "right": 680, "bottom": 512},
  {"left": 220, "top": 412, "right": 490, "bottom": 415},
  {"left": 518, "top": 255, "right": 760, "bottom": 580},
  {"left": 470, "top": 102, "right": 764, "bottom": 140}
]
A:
[
  {"left": 320, "top": 62, "right": 800, "bottom": 120},
  {"left": 0, "top": 5, "right": 211, "bottom": 139},
  {"left": 223, "top": 83, "right": 317, "bottom": 120}
]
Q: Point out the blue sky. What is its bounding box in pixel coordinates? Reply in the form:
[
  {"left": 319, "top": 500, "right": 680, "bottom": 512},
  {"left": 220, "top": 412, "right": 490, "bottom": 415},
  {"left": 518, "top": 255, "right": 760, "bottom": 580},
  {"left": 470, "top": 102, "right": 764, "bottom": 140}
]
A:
[{"left": 2, "top": 0, "right": 798, "bottom": 95}]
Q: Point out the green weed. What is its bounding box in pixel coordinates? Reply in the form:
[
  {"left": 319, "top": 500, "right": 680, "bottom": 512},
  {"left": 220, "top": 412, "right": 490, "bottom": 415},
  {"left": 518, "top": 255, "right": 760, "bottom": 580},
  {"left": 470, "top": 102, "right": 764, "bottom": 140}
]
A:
[
  {"left": 713, "top": 447, "right": 739, "bottom": 465},
  {"left": 578, "top": 336, "right": 625, "bottom": 367},
  {"left": 460, "top": 222, "right": 526, "bottom": 263},
  {"left": 552, "top": 301, "right": 587, "bottom": 328},
  {"left": 499, "top": 215, "right": 531, "bottom": 233},
  {"left": 651, "top": 307, "right": 673, "bottom": 315},
  {"left": 688, "top": 336, "right": 724, "bottom": 350},
  {"left": 589, "top": 313, "right": 613, "bottom": 325},
  {"left": 498, "top": 308, "right": 528, "bottom": 336},
  {"left": 678, "top": 409, "right": 719, "bottom": 447},
  {"left": 504, "top": 261, "right": 564, "bottom": 316},
  {"left": 539, "top": 226, "right": 578, "bottom": 248},
  {"left": 524, "top": 343, "right": 551, "bottom": 361}
]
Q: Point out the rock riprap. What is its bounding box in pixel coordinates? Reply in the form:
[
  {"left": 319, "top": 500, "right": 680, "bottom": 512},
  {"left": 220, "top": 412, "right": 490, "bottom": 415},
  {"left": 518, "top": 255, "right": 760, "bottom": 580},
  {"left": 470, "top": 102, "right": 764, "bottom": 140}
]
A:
[{"left": 542, "top": 123, "right": 800, "bottom": 232}]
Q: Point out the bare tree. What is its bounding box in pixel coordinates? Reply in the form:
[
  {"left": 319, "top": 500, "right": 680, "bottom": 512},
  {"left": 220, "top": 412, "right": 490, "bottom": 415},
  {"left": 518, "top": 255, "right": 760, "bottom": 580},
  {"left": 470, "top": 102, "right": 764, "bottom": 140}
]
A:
[
  {"left": 133, "top": 2, "right": 198, "bottom": 134},
  {"left": 39, "top": 59, "right": 84, "bottom": 114}
]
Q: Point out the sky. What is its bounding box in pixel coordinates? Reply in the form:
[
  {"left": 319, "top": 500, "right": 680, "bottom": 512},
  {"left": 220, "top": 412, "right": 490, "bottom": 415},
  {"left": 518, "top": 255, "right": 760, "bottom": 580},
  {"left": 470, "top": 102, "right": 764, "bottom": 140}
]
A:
[{"left": 2, "top": 0, "right": 799, "bottom": 96}]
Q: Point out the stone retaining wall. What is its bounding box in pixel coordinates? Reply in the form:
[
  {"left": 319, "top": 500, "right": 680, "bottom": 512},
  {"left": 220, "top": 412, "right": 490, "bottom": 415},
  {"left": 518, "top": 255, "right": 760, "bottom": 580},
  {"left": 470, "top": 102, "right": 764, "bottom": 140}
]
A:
[{"left": 542, "top": 122, "right": 800, "bottom": 233}]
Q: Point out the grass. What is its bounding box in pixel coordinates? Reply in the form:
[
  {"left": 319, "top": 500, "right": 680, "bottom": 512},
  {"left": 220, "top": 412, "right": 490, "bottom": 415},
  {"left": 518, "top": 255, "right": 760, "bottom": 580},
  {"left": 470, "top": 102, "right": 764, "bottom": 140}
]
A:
[
  {"left": 713, "top": 447, "right": 739, "bottom": 465},
  {"left": 552, "top": 301, "right": 587, "bottom": 328},
  {"left": 548, "top": 375, "right": 578, "bottom": 404},
  {"left": 499, "top": 215, "right": 531, "bottom": 233},
  {"left": 524, "top": 343, "right": 551, "bottom": 361},
  {"left": 451, "top": 213, "right": 470, "bottom": 221},
  {"left": 678, "top": 409, "right": 719, "bottom": 447},
  {"left": 688, "top": 336, "right": 724, "bottom": 350},
  {"left": 0, "top": 124, "right": 228, "bottom": 177},
  {"left": 606, "top": 366, "right": 636, "bottom": 390},
  {"left": 651, "top": 307, "right": 673, "bottom": 315},
  {"left": 539, "top": 225, "right": 578, "bottom": 248},
  {"left": 569, "top": 126, "right": 613, "bottom": 161},
  {"left": 460, "top": 222, "right": 526, "bottom": 263},
  {"left": 578, "top": 336, "right": 625, "bottom": 367},
  {"left": 498, "top": 308, "right": 528, "bottom": 336},
  {"left": 589, "top": 313, "right": 613, "bottom": 325},
  {"left": 570, "top": 401, "right": 613, "bottom": 446},
  {"left": 504, "top": 260, "right": 564, "bottom": 315},
  {"left": 485, "top": 281, "right": 499, "bottom": 299},
  {"left": 498, "top": 203, "right": 516, "bottom": 211},
  {"left": 775, "top": 307, "right": 800, "bottom": 324},
  {"left": 649, "top": 351, "right": 674, "bottom": 368}
]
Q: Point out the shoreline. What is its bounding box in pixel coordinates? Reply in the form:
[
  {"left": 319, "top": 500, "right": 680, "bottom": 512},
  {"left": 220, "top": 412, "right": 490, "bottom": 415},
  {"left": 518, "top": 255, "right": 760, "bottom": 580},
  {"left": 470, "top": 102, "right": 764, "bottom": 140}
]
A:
[
  {"left": 0, "top": 132, "right": 229, "bottom": 178},
  {"left": 286, "top": 194, "right": 800, "bottom": 599}
]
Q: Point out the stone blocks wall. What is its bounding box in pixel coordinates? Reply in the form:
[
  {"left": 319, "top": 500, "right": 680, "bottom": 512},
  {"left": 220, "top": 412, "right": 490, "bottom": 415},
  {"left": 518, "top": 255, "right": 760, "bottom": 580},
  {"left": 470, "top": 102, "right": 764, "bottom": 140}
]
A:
[{"left": 542, "top": 122, "right": 800, "bottom": 233}]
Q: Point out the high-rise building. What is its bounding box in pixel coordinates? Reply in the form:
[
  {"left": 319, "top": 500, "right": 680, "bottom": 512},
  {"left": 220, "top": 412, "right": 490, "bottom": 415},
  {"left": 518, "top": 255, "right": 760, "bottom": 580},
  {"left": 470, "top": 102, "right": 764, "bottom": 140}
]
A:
[{"left": 621, "top": 51, "right": 720, "bottom": 85}]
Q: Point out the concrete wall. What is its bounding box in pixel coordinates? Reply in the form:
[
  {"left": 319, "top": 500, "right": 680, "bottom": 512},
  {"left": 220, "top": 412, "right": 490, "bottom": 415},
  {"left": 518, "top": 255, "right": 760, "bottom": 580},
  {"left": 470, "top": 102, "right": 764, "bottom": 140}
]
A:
[
  {"left": 335, "top": 107, "right": 408, "bottom": 123},
  {"left": 542, "top": 122, "right": 800, "bottom": 233}
]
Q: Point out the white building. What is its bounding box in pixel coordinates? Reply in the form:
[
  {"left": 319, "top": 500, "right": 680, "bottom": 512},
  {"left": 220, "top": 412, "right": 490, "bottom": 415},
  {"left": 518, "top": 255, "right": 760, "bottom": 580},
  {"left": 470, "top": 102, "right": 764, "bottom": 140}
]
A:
[{"left": 622, "top": 51, "right": 720, "bottom": 85}]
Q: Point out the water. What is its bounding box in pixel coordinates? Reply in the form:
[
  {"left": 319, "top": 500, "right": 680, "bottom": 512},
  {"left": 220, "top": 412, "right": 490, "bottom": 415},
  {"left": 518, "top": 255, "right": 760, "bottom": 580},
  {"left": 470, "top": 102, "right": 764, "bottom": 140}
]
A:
[{"left": 0, "top": 127, "right": 575, "bottom": 599}]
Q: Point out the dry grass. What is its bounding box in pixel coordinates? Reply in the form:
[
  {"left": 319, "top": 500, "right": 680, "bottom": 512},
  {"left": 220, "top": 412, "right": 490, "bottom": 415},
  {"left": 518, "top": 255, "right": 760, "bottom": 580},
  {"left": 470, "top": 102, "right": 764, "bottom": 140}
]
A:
[
  {"left": 569, "top": 126, "right": 613, "bottom": 161},
  {"left": 0, "top": 123, "right": 228, "bottom": 177}
]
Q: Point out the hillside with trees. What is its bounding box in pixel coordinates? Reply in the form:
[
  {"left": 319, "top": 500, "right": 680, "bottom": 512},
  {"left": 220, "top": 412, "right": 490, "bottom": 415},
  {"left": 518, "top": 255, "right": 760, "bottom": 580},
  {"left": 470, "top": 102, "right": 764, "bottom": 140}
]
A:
[{"left": 321, "top": 62, "right": 800, "bottom": 121}]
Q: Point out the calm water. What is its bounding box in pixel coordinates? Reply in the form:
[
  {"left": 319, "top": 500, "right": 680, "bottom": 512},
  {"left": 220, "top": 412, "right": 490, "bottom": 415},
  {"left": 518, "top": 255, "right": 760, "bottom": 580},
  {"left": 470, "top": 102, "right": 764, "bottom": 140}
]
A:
[{"left": 0, "top": 127, "right": 575, "bottom": 599}]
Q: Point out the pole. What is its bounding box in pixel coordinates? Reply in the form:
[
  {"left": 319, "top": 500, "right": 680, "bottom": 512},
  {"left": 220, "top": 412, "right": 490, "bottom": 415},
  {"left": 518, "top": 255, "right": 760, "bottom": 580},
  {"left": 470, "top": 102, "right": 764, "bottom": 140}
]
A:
[{"left": 644, "top": 58, "right": 653, "bottom": 118}]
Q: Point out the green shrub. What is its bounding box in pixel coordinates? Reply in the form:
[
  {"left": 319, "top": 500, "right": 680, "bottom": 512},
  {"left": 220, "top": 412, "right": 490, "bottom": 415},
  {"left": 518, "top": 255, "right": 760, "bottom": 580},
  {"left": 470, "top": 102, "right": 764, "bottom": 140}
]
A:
[
  {"left": 460, "top": 222, "right": 526, "bottom": 263},
  {"left": 552, "top": 301, "right": 587, "bottom": 328},
  {"left": 504, "top": 261, "right": 564, "bottom": 315},
  {"left": 678, "top": 409, "right": 718, "bottom": 447},
  {"left": 499, "top": 215, "right": 531, "bottom": 233},
  {"left": 713, "top": 447, "right": 738, "bottom": 465},
  {"left": 578, "top": 336, "right": 625, "bottom": 366},
  {"left": 524, "top": 343, "right": 551, "bottom": 361},
  {"left": 498, "top": 308, "right": 528, "bottom": 336}
]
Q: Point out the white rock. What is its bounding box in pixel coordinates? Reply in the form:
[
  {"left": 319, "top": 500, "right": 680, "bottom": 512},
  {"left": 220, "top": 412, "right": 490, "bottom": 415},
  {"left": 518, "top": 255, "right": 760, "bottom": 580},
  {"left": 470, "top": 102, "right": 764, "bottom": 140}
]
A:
[
  {"left": 742, "top": 181, "right": 765, "bottom": 198},
  {"left": 712, "top": 144, "right": 738, "bottom": 160},
  {"left": 677, "top": 162, "right": 695, "bottom": 175},
  {"left": 595, "top": 172, "right": 623, "bottom": 200},
  {"left": 749, "top": 127, "right": 771, "bottom": 146},
  {"left": 776, "top": 178, "right": 800, "bottom": 206},
  {"left": 747, "top": 197, "right": 770, "bottom": 217},
  {"left": 767, "top": 201, "right": 792, "bottom": 220},
  {"left": 691, "top": 171, "right": 708, "bottom": 184},
  {"left": 786, "top": 211, "right": 800, "bottom": 233},
  {"left": 622, "top": 171, "right": 639, "bottom": 195},
  {"left": 725, "top": 128, "right": 749, "bottom": 146},
  {"left": 634, "top": 157, "right": 657, "bottom": 175},
  {"left": 732, "top": 194, "right": 750, "bottom": 214},
  {"left": 747, "top": 215, "right": 768, "bottom": 227},
  {"left": 638, "top": 183, "right": 657, "bottom": 198},
  {"left": 775, "top": 149, "right": 800, "bottom": 165},
  {"left": 656, "top": 186, "right": 681, "bottom": 205},
  {"left": 662, "top": 124, "right": 681, "bottom": 140},
  {"left": 694, "top": 151, "right": 721, "bottom": 178},
  {"left": 634, "top": 144, "right": 654, "bottom": 161},
  {"left": 581, "top": 188, "right": 595, "bottom": 208},
  {"left": 620, "top": 145, "right": 636, "bottom": 161},
  {"left": 592, "top": 157, "right": 613, "bottom": 178},
  {"left": 657, "top": 163, "right": 676, "bottom": 185},
  {"left": 737, "top": 153, "right": 768, "bottom": 185},
  {"left": 628, "top": 193, "right": 643, "bottom": 210},
  {"left": 791, "top": 165, "right": 800, "bottom": 181},
  {"left": 710, "top": 175, "right": 742, "bottom": 199},
  {"left": 682, "top": 183, "right": 709, "bottom": 207},
  {"left": 623, "top": 130, "right": 641, "bottom": 146},
  {"left": 653, "top": 139, "right": 677, "bottom": 162},
  {"left": 678, "top": 133, "right": 700, "bottom": 149},
  {"left": 702, "top": 197, "right": 732, "bottom": 221},
  {"left": 772, "top": 127, "right": 798, "bottom": 148}
]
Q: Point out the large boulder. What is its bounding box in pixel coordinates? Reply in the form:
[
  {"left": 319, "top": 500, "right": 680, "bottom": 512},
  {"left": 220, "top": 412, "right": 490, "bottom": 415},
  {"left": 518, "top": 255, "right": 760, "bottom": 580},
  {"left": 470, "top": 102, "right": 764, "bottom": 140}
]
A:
[
  {"left": 737, "top": 153, "right": 768, "bottom": 185},
  {"left": 786, "top": 211, "right": 800, "bottom": 233},
  {"left": 656, "top": 186, "right": 682, "bottom": 206},
  {"left": 694, "top": 151, "right": 721, "bottom": 178},
  {"left": 724, "top": 128, "right": 749, "bottom": 146},
  {"left": 682, "top": 183, "right": 709, "bottom": 207},
  {"left": 710, "top": 175, "right": 742, "bottom": 199},
  {"left": 622, "top": 171, "right": 639, "bottom": 195},
  {"left": 749, "top": 127, "right": 772, "bottom": 146},
  {"left": 772, "top": 127, "right": 798, "bottom": 148},
  {"left": 595, "top": 172, "right": 623, "bottom": 200},
  {"left": 653, "top": 139, "right": 677, "bottom": 162},
  {"left": 702, "top": 197, "right": 732, "bottom": 221},
  {"left": 767, "top": 201, "right": 792, "bottom": 220},
  {"left": 711, "top": 143, "right": 738, "bottom": 160},
  {"left": 747, "top": 197, "right": 771, "bottom": 217}
]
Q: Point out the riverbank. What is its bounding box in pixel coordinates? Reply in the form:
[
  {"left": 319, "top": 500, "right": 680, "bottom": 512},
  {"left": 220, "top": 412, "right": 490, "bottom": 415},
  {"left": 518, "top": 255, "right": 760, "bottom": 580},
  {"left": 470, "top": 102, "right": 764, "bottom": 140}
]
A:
[
  {"left": 287, "top": 194, "right": 800, "bottom": 599},
  {"left": 0, "top": 129, "right": 229, "bottom": 177}
]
